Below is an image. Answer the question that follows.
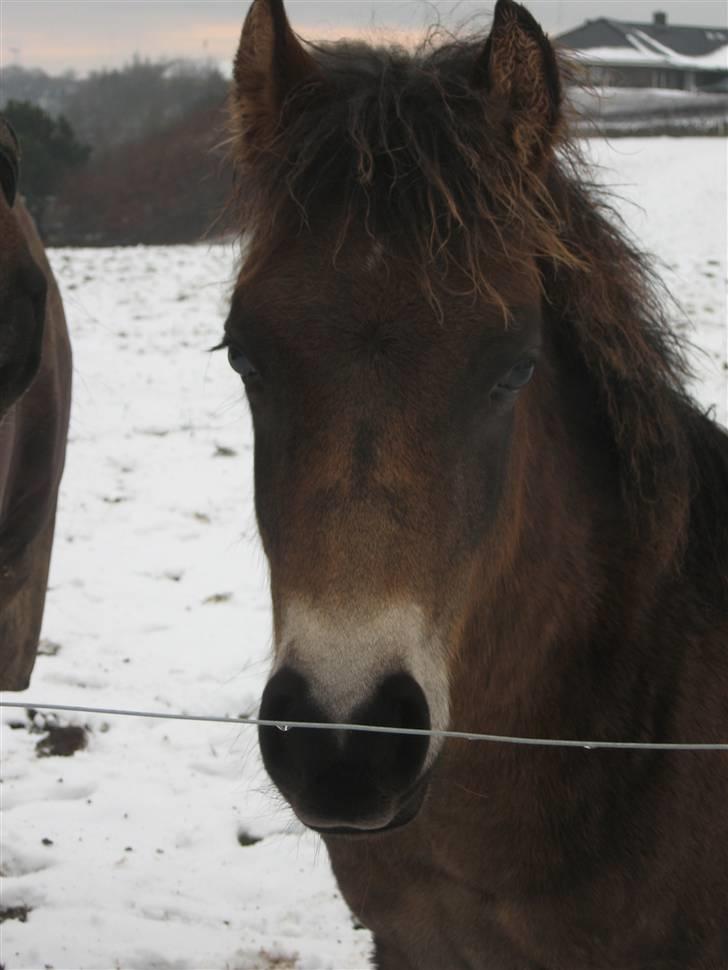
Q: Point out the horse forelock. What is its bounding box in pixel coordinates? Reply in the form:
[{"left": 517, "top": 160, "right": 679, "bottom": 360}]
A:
[
  {"left": 228, "top": 29, "right": 704, "bottom": 559},
  {"left": 230, "top": 34, "right": 572, "bottom": 313}
]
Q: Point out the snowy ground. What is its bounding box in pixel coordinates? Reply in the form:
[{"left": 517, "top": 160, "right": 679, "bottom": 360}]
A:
[{"left": 1, "top": 138, "right": 727, "bottom": 970}]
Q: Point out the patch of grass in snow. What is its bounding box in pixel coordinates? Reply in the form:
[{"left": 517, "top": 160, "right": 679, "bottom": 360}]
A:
[
  {"left": 236, "top": 827, "right": 262, "bottom": 847},
  {"left": 258, "top": 950, "right": 299, "bottom": 969},
  {"left": 0, "top": 905, "right": 31, "bottom": 923},
  {"left": 11, "top": 710, "right": 91, "bottom": 758},
  {"left": 35, "top": 724, "right": 89, "bottom": 758}
]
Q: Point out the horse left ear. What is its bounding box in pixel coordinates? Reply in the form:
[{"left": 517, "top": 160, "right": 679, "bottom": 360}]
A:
[
  {"left": 472, "top": 0, "right": 562, "bottom": 167},
  {"left": 233, "top": 0, "right": 320, "bottom": 150}
]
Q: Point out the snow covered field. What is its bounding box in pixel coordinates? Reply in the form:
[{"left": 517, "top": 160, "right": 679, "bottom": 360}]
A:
[{"left": 1, "top": 138, "right": 726, "bottom": 970}]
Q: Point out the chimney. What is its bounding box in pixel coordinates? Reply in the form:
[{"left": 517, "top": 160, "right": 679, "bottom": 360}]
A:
[{"left": 653, "top": 11, "right": 667, "bottom": 26}]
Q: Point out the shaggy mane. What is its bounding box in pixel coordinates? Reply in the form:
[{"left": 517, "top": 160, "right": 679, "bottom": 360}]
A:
[{"left": 228, "top": 31, "right": 728, "bottom": 562}]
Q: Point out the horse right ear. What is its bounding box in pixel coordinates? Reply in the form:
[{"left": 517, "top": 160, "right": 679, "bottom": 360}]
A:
[
  {"left": 232, "top": 0, "right": 320, "bottom": 151},
  {"left": 472, "top": 0, "right": 562, "bottom": 167}
]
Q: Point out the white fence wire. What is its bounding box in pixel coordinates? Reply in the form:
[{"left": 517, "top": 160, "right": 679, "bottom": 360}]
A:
[{"left": 2, "top": 700, "right": 728, "bottom": 751}]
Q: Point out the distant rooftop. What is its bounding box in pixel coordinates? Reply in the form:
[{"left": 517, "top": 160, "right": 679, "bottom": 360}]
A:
[{"left": 556, "top": 12, "right": 728, "bottom": 71}]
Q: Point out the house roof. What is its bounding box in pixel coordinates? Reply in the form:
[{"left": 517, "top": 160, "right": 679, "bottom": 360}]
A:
[{"left": 556, "top": 17, "right": 728, "bottom": 73}]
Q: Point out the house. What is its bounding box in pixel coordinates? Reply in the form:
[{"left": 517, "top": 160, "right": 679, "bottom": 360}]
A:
[{"left": 555, "top": 12, "right": 728, "bottom": 91}]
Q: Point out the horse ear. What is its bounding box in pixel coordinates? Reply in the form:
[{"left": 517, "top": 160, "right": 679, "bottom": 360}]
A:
[
  {"left": 472, "top": 0, "right": 561, "bottom": 166},
  {"left": 233, "top": 0, "right": 319, "bottom": 147}
]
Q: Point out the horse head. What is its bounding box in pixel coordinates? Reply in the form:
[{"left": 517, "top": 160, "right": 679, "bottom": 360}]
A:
[
  {"left": 224, "top": 0, "right": 569, "bottom": 834},
  {"left": 224, "top": 0, "right": 569, "bottom": 835}
]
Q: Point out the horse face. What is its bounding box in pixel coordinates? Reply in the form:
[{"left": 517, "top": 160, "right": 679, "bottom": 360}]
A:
[
  {"left": 0, "top": 122, "right": 47, "bottom": 417},
  {"left": 226, "top": 240, "right": 542, "bottom": 831},
  {"left": 229, "top": 0, "right": 558, "bottom": 833}
]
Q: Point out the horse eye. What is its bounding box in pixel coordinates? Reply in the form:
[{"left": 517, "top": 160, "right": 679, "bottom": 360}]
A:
[
  {"left": 228, "top": 346, "right": 259, "bottom": 382},
  {"left": 497, "top": 360, "right": 535, "bottom": 392}
]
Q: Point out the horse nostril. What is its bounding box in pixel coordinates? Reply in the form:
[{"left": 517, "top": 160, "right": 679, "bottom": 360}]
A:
[
  {"left": 354, "top": 672, "right": 430, "bottom": 732},
  {"left": 259, "top": 667, "right": 309, "bottom": 725},
  {"left": 353, "top": 673, "right": 431, "bottom": 786},
  {"left": 258, "top": 666, "right": 328, "bottom": 802}
]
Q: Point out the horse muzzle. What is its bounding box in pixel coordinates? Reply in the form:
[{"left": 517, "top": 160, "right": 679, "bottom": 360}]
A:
[{"left": 258, "top": 666, "right": 432, "bottom": 833}]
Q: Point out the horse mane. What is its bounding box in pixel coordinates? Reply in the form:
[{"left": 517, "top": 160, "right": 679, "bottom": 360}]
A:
[{"left": 229, "top": 30, "right": 728, "bottom": 566}]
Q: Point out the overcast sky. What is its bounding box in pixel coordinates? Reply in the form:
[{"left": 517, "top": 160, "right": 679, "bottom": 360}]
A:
[{"left": 2, "top": 1, "right": 727, "bottom": 74}]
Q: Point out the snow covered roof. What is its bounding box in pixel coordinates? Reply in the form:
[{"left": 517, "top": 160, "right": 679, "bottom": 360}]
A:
[
  {"left": 569, "top": 39, "right": 728, "bottom": 73},
  {"left": 557, "top": 17, "right": 728, "bottom": 74}
]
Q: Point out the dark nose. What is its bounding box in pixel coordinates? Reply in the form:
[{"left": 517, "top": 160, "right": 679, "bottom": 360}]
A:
[{"left": 259, "top": 667, "right": 430, "bottom": 831}]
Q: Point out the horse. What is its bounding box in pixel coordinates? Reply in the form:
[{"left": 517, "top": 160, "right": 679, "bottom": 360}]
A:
[
  {"left": 0, "top": 116, "right": 72, "bottom": 691},
  {"left": 222, "top": 0, "right": 728, "bottom": 965}
]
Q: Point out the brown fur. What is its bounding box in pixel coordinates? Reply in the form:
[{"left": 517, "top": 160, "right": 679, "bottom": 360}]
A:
[
  {"left": 0, "top": 119, "right": 72, "bottom": 690},
  {"left": 225, "top": 1, "right": 728, "bottom": 966}
]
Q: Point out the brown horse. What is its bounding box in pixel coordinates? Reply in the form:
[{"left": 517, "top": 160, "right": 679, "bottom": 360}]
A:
[
  {"left": 223, "top": 1, "right": 728, "bottom": 966},
  {"left": 0, "top": 116, "right": 72, "bottom": 690}
]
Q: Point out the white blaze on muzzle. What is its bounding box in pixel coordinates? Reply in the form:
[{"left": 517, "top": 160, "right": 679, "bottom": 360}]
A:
[{"left": 274, "top": 598, "right": 451, "bottom": 767}]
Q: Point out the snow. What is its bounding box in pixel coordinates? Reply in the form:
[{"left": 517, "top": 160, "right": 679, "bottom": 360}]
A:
[
  {"left": 571, "top": 41, "right": 728, "bottom": 71},
  {"left": 571, "top": 43, "right": 669, "bottom": 65},
  {"left": 628, "top": 32, "right": 728, "bottom": 70},
  {"left": 692, "top": 44, "right": 728, "bottom": 70},
  {"left": 1, "top": 138, "right": 727, "bottom": 970}
]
